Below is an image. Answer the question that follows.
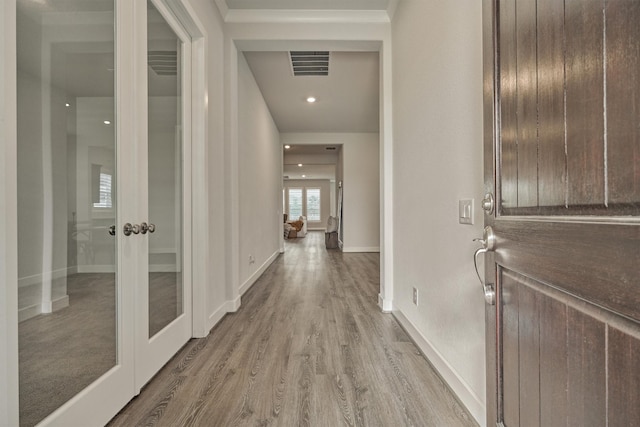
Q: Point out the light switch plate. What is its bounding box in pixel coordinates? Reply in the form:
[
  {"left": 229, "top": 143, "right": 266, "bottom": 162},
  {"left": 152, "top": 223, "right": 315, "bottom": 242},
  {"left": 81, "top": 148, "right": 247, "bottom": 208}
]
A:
[{"left": 459, "top": 199, "right": 474, "bottom": 225}]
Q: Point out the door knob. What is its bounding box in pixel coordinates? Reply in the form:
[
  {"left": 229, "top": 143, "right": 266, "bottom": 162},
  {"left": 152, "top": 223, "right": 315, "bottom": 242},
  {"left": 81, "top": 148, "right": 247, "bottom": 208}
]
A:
[
  {"left": 481, "top": 192, "right": 495, "bottom": 215},
  {"left": 140, "top": 222, "right": 149, "bottom": 234},
  {"left": 148, "top": 223, "right": 156, "bottom": 233},
  {"left": 123, "top": 223, "right": 140, "bottom": 236},
  {"left": 473, "top": 226, "right": 496, "bottom": 305}
]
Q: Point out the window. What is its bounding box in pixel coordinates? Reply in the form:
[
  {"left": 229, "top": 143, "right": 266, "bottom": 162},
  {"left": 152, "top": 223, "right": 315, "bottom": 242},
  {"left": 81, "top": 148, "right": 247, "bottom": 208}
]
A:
[
  {"left": 306, "top": 188, "right": 321, "bottom": 221},
  {"left": 93, "top": 172, "right": 113, "bottom": 208},
  {"left": 288, "top": 188, "right": 303, "bottom": 219}
]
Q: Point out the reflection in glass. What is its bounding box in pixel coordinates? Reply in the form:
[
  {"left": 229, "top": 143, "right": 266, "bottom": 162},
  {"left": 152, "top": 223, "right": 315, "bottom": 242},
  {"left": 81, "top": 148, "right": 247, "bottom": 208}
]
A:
[
  {"left": 147, "top": 1, "right": 184, "bottom": 338},
  {"left": 16, "top": 1, "right": 117, "bottom": 425}
]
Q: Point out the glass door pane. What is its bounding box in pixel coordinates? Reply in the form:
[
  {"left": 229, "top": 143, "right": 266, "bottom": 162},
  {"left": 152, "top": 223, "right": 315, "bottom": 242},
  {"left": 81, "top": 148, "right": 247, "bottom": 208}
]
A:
[
  {"left": 16, "top": 0, "right": 118, "bottom": 424},
  {"left": 147, "top": 0, "right": 183, "bottom": 338}
]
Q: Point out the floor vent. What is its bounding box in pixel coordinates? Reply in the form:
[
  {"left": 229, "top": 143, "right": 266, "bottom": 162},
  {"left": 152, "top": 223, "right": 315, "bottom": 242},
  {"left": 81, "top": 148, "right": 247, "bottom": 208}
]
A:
[
  {"left": 290, "top": 51, "right": 329, "bottom": 76},
  {"left": 148, "top": 51, "right": 177, "bottom": 76}
]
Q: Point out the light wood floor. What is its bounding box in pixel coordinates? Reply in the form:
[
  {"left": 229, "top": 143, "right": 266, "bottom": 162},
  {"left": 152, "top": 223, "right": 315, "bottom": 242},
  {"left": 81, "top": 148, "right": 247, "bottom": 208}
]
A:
[{"left": 108, "top": 232, "right": 477, "bottom": 426}]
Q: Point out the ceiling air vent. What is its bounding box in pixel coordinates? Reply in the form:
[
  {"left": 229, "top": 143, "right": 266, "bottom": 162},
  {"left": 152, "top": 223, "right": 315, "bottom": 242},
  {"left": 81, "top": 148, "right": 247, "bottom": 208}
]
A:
[
  {"left": 325, "top": 146, "right": 337, "bottom": 151},
  {"left": 148, "top": 51, "right": 177, "bottom": 76},
  {"left": 290, "top": 51, "right": 329, "bottom": 76}
]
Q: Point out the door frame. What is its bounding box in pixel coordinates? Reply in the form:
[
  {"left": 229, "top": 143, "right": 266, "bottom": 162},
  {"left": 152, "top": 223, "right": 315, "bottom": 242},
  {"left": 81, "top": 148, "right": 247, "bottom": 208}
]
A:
[
  {"left": 1, "top": 0, "right": 19, "bottom": 424},
  {"left": 482, "top": 0, "right": 499, "bottom": 424}
]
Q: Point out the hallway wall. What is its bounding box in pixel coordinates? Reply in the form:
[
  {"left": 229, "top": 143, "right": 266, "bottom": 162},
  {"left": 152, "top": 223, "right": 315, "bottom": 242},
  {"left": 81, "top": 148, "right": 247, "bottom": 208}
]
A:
[
  {"left": 237, "top": 52, "right": 282, "bottom": 295},
  {"left": 391, "top": 1, "right": 486, "bottom": 425}
]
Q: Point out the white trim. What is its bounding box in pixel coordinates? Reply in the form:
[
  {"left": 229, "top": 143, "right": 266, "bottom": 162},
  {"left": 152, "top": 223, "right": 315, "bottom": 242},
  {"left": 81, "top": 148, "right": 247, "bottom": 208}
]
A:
[
  {"left": 1, "top": 0, "right": 19, "bottom": 421},
  {"left": 223, "top": 9, "right": 391, "bottom": 24},
  {"left": 386, "top": 0, "right": 399, "bottom": 20},
  {"left": 377, "top": 293, "right": 392, "bottom": 312},
  {"left": 206, "top": 301, "right": 231, "bottom": 331},
  {"left": 49, "top": 295, "right": 69, "bottom": 314},
  {"left": 18, "top": 291, "right": 70, "bottom": 323},
  {"left": 213, "top": 0, "right": 229, "bottom": 20},
  {"left": 77, "top": 265, "right": 117, "bottom": 274},
  {"left": 225, "top": 38, "right": 241, "bottom": 306},
  {"left": 149, "top": 264, "right": 178, "bottom": 273},
  {"left": 393, "top": 310, "right": 486, "bottom": 427},
  {"left": 17, "top": 267, "right": 74, "bottom": 288},
  {"left": 379, "top": 42, "right": 394, "bottom": 317},
  {"left": 187, "top": 19, "right": 209, "bottom": 340},
  {"left": 239, "top": 250, "right": 279, "bottom": 296},
  {"left": 342, "top": 246, "right": 380, "bottom": 253}
]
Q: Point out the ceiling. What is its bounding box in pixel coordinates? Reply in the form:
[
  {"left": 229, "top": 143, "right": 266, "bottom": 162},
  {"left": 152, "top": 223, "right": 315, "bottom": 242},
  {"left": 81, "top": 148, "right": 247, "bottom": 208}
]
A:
[
  {"left": 244, "top": 51, "right": 379, "bottom": 133},
  {"left": 221, "top": 1, "right": 390, "bottom": 180}
]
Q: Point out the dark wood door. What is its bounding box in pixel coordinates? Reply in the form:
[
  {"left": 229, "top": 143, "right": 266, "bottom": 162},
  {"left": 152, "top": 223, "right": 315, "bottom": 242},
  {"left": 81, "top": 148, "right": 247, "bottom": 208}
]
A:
[{"left": 482, "top": 0, "right": 640, "bottom": 425}]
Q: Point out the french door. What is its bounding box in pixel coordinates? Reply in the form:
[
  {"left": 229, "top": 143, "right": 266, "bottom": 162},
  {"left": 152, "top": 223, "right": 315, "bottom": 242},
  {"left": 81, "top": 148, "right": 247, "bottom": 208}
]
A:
[
  {"left": 2, "top": 0, "right": 193, "bottom": 425},
  {"left": 482, "top": 0, "right": 640, "bottom": 426}
]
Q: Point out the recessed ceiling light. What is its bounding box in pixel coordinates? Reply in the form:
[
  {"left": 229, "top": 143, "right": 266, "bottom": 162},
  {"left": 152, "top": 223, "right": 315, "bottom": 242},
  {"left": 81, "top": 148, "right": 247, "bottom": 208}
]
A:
[
  {"left": 65, "top": 103, "right": 70, "bottom": 107},
  {"left": 306, "top": 97, "right": 316, "bottom": 103},
  {"left": 302, "top": 175, "right": 306, "bottom": 178},
  {"left": 103, "top": 120, "right": 111, "bottom": 125},
  {"left": 298, "top": 163, "right": 303, "bottom": 167},
  {"left": 284, "top": 145, "right": 291, "bottom": 149}
]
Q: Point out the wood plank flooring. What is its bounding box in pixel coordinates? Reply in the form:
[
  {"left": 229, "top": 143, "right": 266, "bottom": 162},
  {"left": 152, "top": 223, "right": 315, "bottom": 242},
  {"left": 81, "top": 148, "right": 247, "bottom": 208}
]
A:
[{"left": 108, "top": 232, "right": 477, "bottom": 426}]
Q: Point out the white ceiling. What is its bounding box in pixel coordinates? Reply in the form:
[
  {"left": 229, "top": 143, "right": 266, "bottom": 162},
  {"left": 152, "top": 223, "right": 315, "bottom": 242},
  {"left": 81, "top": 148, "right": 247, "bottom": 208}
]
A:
[
  {"left": 244, "top": 51, "right": 379, "bottom": 133},
  {"left": 220, "top": 0, "right": 388, "bottom": 180}
]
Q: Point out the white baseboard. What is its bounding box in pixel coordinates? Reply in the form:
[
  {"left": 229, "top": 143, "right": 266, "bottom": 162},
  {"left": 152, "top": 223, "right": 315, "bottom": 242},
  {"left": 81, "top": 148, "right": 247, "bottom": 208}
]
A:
[
  {"left": 18, "top": 267, "right": 73, "bottom": 288},
  {"left": 392, "top": 310, "right": 486, "bottom": 427},
  {"left": 77, "top": 265, "right": 116, "bottom": 274},
  {"left": 206, "top": 300, "right": 232, "bottom": 333},
  {"left": 51, "top": 294, "right": 69, "bottom": 312},
  {"left": 378, "top": 293, "right": 393, "bottom": 312},
  {"left": 239, "top": 250, "right": 279, "bottom": 297},
  {"left": 19, "top": 294, "right": 69, "bottom": 322},
  {"left": 149, "top": 264, "right": 178, "bottom": 273},
  {"left": 18, "top": 304, "right": 41, "bottom": 323},
  {"left": 342, "top": 246, "right": 380, "bottom": 253}
]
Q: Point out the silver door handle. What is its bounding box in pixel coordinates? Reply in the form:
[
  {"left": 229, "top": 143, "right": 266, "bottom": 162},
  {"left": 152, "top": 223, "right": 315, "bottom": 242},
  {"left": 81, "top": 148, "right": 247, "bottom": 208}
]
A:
[
  {"left": 140, "top": 222, "right": 149, "bottom": 234},
  {"left": 481, "top": 192, "right": 495, "bottom": 215},
  {"left": 148, "top": 223, "right": 156, "bottom": 233},
  {"left": 473, "top": 226, "right": 496, "bottom": 305},
  {"left": 123, "top": 223, "right": 140, "bottom": 236}
]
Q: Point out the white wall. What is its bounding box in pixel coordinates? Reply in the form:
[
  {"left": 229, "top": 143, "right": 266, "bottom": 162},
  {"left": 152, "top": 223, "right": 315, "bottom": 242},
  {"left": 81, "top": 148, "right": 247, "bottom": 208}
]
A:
[
  {"left": 391, "top": 2, "right": 485, "bottom": 425},
  {"left": 237, "top": 52, "right": 281, "bottom": 295},
  {"left": 281, "top": 133, "right": 380, "bottom": 252},
  {"left": 342, "top": 134, "right": 379, "bottom": 252}
]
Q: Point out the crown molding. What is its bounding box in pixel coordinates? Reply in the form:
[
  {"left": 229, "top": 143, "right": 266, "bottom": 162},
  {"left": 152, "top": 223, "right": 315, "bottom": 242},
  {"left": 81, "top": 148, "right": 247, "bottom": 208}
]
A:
[{"left": 222, "top": 9, "right": 391, "bottom": 24}]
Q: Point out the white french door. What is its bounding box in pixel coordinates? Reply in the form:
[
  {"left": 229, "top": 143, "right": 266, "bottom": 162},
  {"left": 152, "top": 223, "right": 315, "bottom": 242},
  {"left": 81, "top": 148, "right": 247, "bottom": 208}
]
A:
[
  {"left": 133, "top": 0, "right": 192, "bottom": 390},
  {"left": 1, "top": 0, "right": 193, "bottom": 425}
]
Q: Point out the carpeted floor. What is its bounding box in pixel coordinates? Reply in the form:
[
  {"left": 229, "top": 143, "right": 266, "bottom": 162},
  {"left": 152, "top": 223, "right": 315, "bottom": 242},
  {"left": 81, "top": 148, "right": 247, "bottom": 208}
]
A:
[{"left": 19, "top": 271, "right": 180, "bottom": 426}]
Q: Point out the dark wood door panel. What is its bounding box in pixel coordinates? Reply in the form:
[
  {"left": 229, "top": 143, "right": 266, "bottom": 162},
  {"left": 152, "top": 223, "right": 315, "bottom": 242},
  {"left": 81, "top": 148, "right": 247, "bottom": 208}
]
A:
[
  {"left": 565, "top": 0, "right": 605, "bottom": 208},
  {"left": 606, "top": 1, "right": 640, "bottom": 206},
  {"left": 608, "top": 327, "right": 640, "bottom": 426},
  {"left": 499, "top": 270, "right": 640, "bottom": 426},
  {"left": 494, "top": 220, "right": 640, "bottom": 322},
  {"left": 497, "top": 0, "right": 640, "bottom": 215},
  {"left": 566, "top": 307, "right": 606, "bottom": 426},
  {"left": 536, "top": 0, "right": 566, "bottom": 209}
]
